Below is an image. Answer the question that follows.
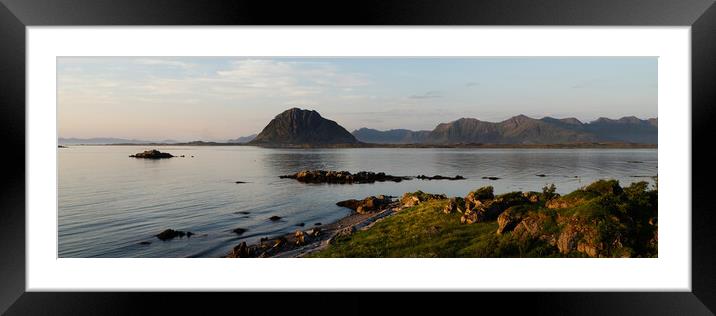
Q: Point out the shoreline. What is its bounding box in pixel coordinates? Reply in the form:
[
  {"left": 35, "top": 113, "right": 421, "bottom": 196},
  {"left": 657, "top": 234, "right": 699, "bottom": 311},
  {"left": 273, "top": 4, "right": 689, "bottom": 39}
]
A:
[
  {"left": 60, "top": 142, "right": 658, "bottom": 149},
  {"left": 224, "top": 202, "right": 401, "bottom": 258}
]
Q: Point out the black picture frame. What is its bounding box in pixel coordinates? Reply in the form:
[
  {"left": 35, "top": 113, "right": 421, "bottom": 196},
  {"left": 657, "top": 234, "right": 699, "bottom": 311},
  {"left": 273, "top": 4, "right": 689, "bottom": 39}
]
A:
[{"left": 1, "top": 0, "right": 714, "bottom": 314}]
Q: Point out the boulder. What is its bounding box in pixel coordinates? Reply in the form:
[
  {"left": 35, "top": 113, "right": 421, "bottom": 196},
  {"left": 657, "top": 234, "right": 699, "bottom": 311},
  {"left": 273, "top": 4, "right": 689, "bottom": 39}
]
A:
[
  {"left": 496, "top": 206, "right": 530, "bottom": 235},
  {"left": 337, "top": 195, "right": 394, "bottom": 214},
  {"left": 466, "top": 186, "right": 494, "bottom": 206},
  {"left": 400, "top": 191, "right": 447, "bottom": 208},
  {"left": 227, "top": 241, "right": 255, "bottom": 258},
  {"left": 523, "top": 191, "right": 541, "bottom": 203},
  {"left": 295, "top": 230, "right": 305, "bottom": 246},
  {"left": 443, "top": 197, "right": 465, "bottom": 214}
]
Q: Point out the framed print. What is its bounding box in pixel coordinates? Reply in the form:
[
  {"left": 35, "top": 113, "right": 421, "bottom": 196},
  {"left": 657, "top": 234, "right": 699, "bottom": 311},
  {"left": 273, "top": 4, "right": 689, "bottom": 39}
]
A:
[{"left": 1, "top": 0, "right": 715, "bottom": 314}]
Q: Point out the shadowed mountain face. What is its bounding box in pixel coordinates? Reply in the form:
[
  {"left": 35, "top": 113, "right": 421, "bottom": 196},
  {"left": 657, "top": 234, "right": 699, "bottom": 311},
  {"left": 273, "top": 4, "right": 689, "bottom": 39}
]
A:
[
  {"left": 351, "top": 128, "right": 431, "bottom": 144},
  {"left": 250, "top": 108, "right": 358, "bottom": 145}
]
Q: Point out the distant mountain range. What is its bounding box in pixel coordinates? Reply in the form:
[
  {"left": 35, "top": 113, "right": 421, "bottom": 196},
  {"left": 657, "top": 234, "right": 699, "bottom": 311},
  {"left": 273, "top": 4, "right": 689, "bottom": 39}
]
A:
[
  {"left": 352, "top": 128, "right": 431, "bottom": 144},
  {"left": 228, "top": 134, "right": 257, "bottom": 143},
  {"left": 249, "top": 108, "right": 358, "bottom": 145},
  {"left": 352, "top": 115, "right": 657, "bottom": 145},
  {"left": 66, "top": 108, "right": 657, "bottom": 146},
  {"left": 58, "top": 137, "right": 179, "bottom": 145}
]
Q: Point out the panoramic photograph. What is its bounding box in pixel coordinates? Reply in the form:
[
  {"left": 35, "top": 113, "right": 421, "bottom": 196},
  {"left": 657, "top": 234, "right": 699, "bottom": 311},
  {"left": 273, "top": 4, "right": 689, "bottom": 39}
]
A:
[{"left": 58, "top": 57, "right": 658, "bottom": 258}]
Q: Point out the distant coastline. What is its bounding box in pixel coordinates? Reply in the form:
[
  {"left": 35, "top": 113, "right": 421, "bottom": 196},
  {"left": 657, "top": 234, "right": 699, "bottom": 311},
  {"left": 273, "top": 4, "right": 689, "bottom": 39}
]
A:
[{"left": 60, "top": 141, "right": 657, "bottom": 149}]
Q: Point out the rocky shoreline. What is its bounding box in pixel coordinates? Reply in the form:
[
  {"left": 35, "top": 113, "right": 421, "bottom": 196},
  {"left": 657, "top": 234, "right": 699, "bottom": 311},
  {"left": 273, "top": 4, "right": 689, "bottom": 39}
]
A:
[{"left": 223, "top": 178, "right": 657, "bottom": 258}]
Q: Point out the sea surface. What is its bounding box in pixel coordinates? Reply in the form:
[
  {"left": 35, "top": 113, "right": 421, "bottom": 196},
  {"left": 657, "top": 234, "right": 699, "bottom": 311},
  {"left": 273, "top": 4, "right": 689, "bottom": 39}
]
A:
[{"left": 58, "top": 146, "right": 657, "bottom": 258}]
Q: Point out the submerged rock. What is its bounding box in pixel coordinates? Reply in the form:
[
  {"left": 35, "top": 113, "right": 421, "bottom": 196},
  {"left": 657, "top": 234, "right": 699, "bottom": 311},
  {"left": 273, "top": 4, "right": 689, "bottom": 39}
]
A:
[
  {"left": 232, "top": 228, "right": 247, "bottom": 235},
  {"left": 269, "top": 216, "right": 282, "bottom": 221},
  {"left": 416, "top": 175, "right": 466, "bottom": 180},
  {"left": 482, "top": 176, "right": 501, "bottom": 180},
  {"left": 155, "top": 229, "right": 192, "bottom": 241},
  {"left": 130, "top": 149, "right": 174, "bottom": 159},
  {"left": 280, "top": 170, "right": 411, "bottom": 184}
]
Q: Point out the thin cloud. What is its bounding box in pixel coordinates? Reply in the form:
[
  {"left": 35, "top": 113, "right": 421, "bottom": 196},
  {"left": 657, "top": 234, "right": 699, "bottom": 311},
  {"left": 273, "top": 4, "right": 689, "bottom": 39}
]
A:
[{"left": 409, "top": 91, "right": 442, "bottom": 99}]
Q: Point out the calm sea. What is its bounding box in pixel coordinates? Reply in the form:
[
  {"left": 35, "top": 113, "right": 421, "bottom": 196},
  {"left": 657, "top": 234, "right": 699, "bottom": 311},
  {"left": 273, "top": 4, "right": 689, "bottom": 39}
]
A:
[{"left": 58, "top": 146, "right": 657, "bottom": 257}]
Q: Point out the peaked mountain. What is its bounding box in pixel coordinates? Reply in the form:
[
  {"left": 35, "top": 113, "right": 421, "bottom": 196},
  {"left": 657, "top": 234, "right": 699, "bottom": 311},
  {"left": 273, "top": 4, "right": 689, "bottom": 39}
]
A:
[
  {"left": 249, "top": 108, "right": 358, "bottom": 145},
  {"left": 352, "top": 128, "right": 431, "bottom": 144},
  {"left": 228, "top": 134, "right": 257, "bottom": 143}
]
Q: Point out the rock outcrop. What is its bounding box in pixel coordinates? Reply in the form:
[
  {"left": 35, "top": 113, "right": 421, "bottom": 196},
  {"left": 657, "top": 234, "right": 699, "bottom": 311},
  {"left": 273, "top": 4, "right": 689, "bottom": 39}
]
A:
[
  {"left": 280, "top": 170, "right": 410, "bottom": 184},
  {"left": 130, "top": 149, "right": 174, "bottom": 159},
  {"left": 337, "top": 195, "right": 395, "bottom": 214},
  {"left": 400, "top": 191, "right": 448, "bottom": 208}
]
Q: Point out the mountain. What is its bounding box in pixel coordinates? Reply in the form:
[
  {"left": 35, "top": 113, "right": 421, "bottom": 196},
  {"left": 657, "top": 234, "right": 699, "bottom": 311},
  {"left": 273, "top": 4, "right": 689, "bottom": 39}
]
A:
[
  {"left": 249, "top": 108, "right": 358, "bottom": 145},
  {"left": 228, "top": 134, "right": 257, "bottom": 143},
  {"left": 424, "top": 115, "right": 599, "bottom": 144},
  {"left": 57, "top": 137, "right": 177, "bottom": 145},
  {"left": 581, "top": 116, "right": 658, "bottom": 144},
  {"left": 422, "top": 115, "right": 656, "bottom": 145},
  {"left": 352, "top": 128, "right": 431, "bottom": 144}
]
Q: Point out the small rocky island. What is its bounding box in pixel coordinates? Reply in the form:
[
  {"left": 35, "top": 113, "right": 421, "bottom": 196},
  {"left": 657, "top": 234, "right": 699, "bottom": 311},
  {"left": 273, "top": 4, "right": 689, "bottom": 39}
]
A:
[
  {"left": 280, "top": 170, "right": 411, "bottom": 184},
  {"left": 129, "top": 149, "right": 174, "bottom": 159}
]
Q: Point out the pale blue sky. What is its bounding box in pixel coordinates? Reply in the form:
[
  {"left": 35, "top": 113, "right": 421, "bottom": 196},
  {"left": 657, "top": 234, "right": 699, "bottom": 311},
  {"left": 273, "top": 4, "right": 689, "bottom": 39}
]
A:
[{"left": 58, "top": 57, "right": 657, "bottom": 141}]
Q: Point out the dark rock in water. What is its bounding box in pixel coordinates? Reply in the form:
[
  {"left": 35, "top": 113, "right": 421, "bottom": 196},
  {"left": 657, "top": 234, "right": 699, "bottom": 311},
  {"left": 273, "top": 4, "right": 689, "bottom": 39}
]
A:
[
  {"left": 280, "top": 170, "right": 410, "bottom": 184},
  {"left": 536, "top": 174, "right": 547, "bottom": 177},
  {"left": 58, "top": 145, "right": 67, "bottom": 148},
  {"left": 337, "top": 195, "right": 395, "bottom": 214},
  {"left": 482, "top": 176, "right": 501, "bottom": 180},
  {"left": 155, "top": 229, "right": 191, "bottom": 241},
  {"left": 138, "top": 241, "right": 151, "bottom": 245},
  {"left": 627, "top": 161, "right": 644, "bottom": 163},
  {"left": 130, "top": 149, "right": 174, "bottom": 159},
  {"left": 416, "top": 174, "right": 466, "bottom": 180},
  {"left": 235, "top": 211, "right": 251, "bottom": 215},
  {"left": 232, "top": 228, "right": 247, "bottom": 235},
  {"left": 296, "top": 222, "right": 305, "bottom": 227},
  {"left": 269, "top": 215, "right": 282, "bottom": 221},
  {"left": 314, "top": 222, "right": 322, "bottom": 226},
  {"left": 235, "top": 181, "right": 248, "bottom": 184},
  {"left": 180, "top": 155, "right": 185, "bottom": 158}
]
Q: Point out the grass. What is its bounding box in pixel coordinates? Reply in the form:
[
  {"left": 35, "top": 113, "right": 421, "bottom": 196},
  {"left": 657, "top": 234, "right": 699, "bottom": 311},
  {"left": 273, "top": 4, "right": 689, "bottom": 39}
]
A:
[
  {"left": 309, "top": 200, "right": 497, "bottom": 258},
  {"left": 308, "top": 179, "right": 657, "bottom": 258}
]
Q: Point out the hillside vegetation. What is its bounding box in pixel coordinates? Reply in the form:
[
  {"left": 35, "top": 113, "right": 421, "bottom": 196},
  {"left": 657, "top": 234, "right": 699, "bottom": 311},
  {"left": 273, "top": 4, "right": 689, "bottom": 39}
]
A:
[{"left": 310, "top": 179, "right": 658, "bottom": 258}]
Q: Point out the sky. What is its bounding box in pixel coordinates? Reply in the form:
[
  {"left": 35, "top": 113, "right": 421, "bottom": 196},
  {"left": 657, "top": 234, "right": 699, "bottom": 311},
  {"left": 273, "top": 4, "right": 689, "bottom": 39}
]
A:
[{"left": 58, "top": 57, "right": 657, "bottom": 142}]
